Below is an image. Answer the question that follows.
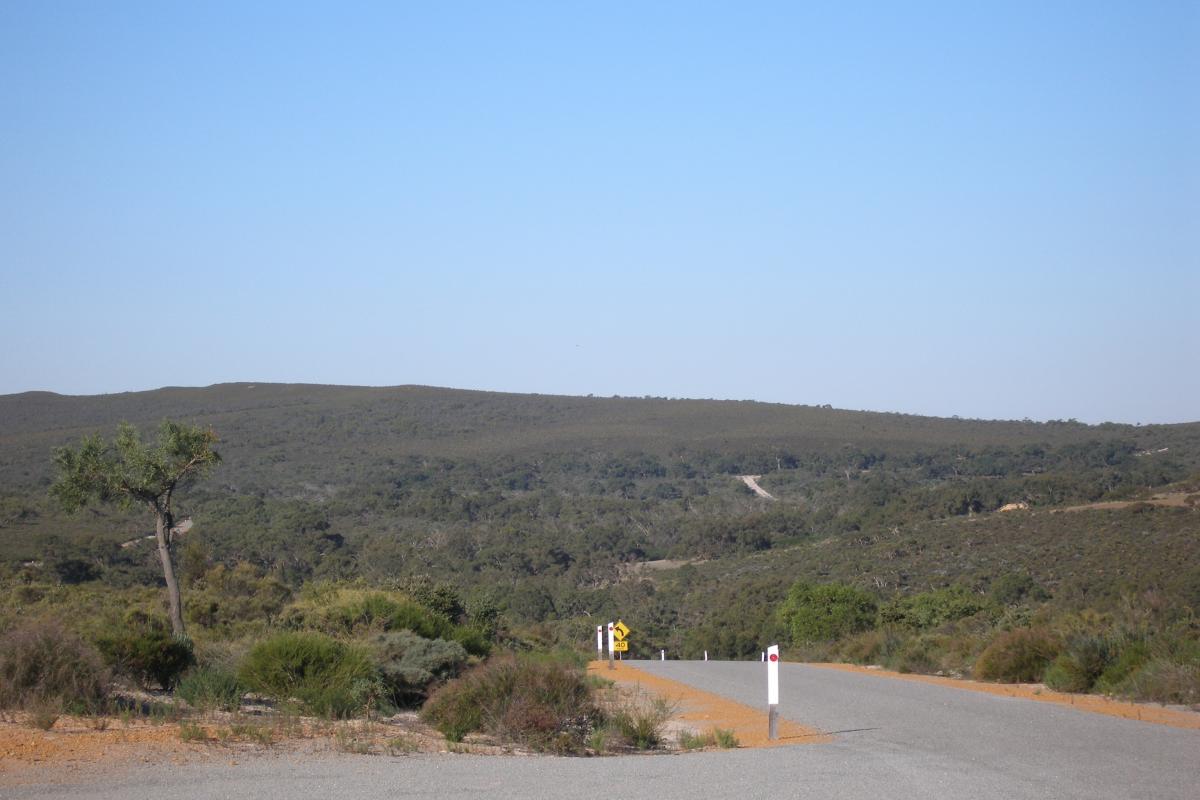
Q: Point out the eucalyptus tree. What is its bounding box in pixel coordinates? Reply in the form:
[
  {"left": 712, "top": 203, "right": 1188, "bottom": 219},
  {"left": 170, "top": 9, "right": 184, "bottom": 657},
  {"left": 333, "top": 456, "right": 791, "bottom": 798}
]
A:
[{"left": 51, "top": 421, "right": 220, "bottom": 637}]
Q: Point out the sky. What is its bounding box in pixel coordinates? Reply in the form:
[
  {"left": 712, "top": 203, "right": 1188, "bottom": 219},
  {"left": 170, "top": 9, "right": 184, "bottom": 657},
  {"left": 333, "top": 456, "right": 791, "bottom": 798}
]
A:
[{"left": 1, "top": 2, "right": 1196, "bottom": 424}]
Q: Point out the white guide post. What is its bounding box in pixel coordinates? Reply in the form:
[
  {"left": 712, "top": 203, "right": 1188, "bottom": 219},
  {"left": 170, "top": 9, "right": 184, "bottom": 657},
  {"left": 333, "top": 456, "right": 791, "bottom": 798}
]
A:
[
  {"left": 607, "top": 622, "right": 615, "bottom": 670},
  {"left": 704, "top": 650, "right": 708, "bottom": 662},
  {"left": 660, "top": 649, "right": 665, "bottom": 661},
  {"left": 596, "top": 625, "right": 603, "bottom": 659},
  {"left": 766, "top": 644, "right": 780, "bottom": 740}
]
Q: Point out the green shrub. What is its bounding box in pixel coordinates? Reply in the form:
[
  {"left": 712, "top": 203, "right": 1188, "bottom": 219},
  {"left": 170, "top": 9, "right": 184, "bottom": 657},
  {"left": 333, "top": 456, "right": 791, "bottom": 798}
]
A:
[
  {"left": 712, "top": 727, "right": 739, "bottom": 748},
  {"left": 880, "top": 586, "right": 992, "bottom": 630},
  {"left": 421, "top": 655, "right": 599, "bottom": 753},
  {"left": 176, "top": 666, "right": 244, "bottom": 712},
  {"left": 370, "top": 631, "right": 467, "bottom": 708},
  {"left": 778, "top": 581, "right": 878, "bottom": 643},
  {"left": 385, "top": 600, "right": 456, "bottom": 640},
  {"left": 609, "top": 696, "right": 675, "bottom": 750},
  {"left": 973, "top": 628, "right": 1059, "bottom": 683},
  {"left": 96, "top": 625, "right": 194, "bottom": 691},
  {"left": 0, "top": 618, "right": 109, "bottom": 713},
  {"left": 677, "top": 729, "right": 711, "bottom": 750},
  {"left": 1094, "top": 640, "right": 1151, "bottom": 693},
  {"left": 283, "top": 587, "right": 460, "bottom": 641},
  {"left": 989, "top": 573, "right": 1050, "bottom": 606},
  {"left": 1043, "top": 636, "right": 1113, "bottom": 693},
  {"left": 238, "top": 632, "right": 377, "bottom": 718},
  {"left": 449, "top": 626, "right": 492, "bottom": 657}
]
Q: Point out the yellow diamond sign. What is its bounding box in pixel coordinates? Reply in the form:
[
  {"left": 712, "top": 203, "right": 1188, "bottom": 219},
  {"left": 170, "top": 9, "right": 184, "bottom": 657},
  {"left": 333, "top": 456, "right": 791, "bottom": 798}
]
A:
[{"left": 614, "top": 620, "right": 631, "bottom": 641}]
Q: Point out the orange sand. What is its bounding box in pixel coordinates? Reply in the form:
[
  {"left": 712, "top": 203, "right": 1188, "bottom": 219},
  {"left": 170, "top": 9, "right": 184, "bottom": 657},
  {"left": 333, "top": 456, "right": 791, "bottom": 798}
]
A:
[
  {"left": 808, "top": 663, "right": 1200, "bottom": 730},
  {"left": 588, "top": 661, "right": 831, "bottom": 748}
]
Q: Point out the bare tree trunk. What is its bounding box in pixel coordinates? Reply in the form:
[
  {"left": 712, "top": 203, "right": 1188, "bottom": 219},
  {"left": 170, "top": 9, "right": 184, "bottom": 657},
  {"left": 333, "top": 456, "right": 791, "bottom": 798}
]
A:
[{"left": 154, "top": 510, "right": 186, "bottom": 638}]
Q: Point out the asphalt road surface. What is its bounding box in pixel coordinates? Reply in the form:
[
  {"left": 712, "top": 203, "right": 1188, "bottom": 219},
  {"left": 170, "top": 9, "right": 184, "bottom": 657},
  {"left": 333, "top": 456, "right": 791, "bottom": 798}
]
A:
[{"left": 7, "top": 661, "right": 1196, "bottom": 800}]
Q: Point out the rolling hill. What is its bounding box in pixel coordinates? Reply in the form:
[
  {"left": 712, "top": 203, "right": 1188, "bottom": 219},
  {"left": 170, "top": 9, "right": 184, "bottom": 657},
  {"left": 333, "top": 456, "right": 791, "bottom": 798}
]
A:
[{"left": 1, "top": 382, "right": 1197, "bottom": 657}]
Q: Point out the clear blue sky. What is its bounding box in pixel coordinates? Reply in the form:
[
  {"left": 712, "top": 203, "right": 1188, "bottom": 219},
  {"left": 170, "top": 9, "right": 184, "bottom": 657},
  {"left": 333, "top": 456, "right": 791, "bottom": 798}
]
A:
[{"left": 1, "top": 2, "right": 1196, "bottom": 423}]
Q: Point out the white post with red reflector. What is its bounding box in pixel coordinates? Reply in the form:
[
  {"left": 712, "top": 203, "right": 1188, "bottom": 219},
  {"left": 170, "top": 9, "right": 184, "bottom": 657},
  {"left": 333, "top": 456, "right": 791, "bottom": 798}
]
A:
[
  {"left": 607, "top": 622, "right": 615, "bottom": 670},
  {"left": 596, "top": 625, "right": 603, "bottom": 659},
  {"left": 766, "top": 644, "right": 780, "bottom": 740}
]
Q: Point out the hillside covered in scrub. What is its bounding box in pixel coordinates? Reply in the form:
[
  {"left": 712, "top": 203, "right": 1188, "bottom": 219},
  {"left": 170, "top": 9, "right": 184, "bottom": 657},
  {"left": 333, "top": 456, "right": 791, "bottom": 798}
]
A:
[{"left": 1, "top": 382, "right": 1198, "bottom": 709}]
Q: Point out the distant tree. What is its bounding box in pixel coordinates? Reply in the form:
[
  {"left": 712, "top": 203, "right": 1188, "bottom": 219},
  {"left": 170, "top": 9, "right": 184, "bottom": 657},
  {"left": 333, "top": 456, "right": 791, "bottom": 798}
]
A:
[{"left": 50, "top": 421, "right": 220, "bottom": 637}]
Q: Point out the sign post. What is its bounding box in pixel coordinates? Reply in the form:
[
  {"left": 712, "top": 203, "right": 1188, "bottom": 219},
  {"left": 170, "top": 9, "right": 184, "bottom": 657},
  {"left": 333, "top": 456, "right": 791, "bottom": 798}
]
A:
[
  {"left": 596, "top": 625, "right": 603, "bottom": 660},
  {"left": 607, "top": 622, "right": 615, "bottom": 669},
  {"left": 766, "top": 644, "right": 780, "bottom": 741},
  {"left": 612, "top": 620, "right": 631, "bottom": 661}
]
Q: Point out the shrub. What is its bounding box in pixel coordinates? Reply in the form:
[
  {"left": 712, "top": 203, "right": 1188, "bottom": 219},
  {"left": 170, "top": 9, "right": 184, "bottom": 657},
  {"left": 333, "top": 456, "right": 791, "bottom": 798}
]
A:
[
  {"left": 837, "top": 627, "right": 905, "bottom": 665},
  {"left": 178, "top": 721, "right": 207, "bottom": 742},
  {"left": 712, "top": 727, "right": 739, "bottom": 748},
  {"left": 96, "top": 625, "right": 194, "bottom": 691},
  {"left": 186, "top": 563, "right": 292, "bottom": 633},
  {"left": 176, "top": 667, "right": 244, "bottom": 712},
  {"left": 678, "top": 726, "right": 738, "bottom": 750},
  {"left": 238, "top": 632, "right": 377, "bottom": 718},
  {"left": 1094, "top": 640, "right": 1151, "bottom": 693},
  {"left": 0, "top": 618, "right": 109, "bottom": 713},
  {"left": 1119, "top": 659, "right": 1200, "bottom": 706},
  {"left": 370, "top": 631, "right": 467, "bottom": 708},
  {"left": 607, "top": 695, "right": 675, "bottom": 750},
  {"left": 1043, "top": 636, "right": 1113, "bottom": 693},
  {"left": 284, "top": 588, "right": 451, "bottom": 637},
  {"left": 892, "top": 634, "right": 946, "bottom": 675},
  {"left": 450, "top": 626, "right": 492, "bottom": 657},
  {"left": 973, "top": 628, "right": 1060, "bottom": 683},
  {"left": 989, "top": 573, "right": 1051, "bottom": 606},
  {"left": 778, "top": 581, "right": 878, "bottom": 643},
  {"left": 421, "top": 655, "right": 599, "bottom": 753},
  {"left": 879, "top": 586, "right": 992, "bottom": 630},
  {"left": 385, "top": 601, "right": 456, "bottom": 641},
  {"left": 282, "top": 587, "right": 477, "bottom": 645},
  {"left": 397, "top": 577, "right": 465, "bottom": 622}
]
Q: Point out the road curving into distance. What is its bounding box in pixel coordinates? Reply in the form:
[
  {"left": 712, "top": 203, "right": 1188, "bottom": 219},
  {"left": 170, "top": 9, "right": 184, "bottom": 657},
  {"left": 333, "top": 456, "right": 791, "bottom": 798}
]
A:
[
  {"left": 5, "top": 660, "right": 1196, "bottom": 800},
  {"left": 631, "top": 659, "right": 1198, "bottom": 799}
]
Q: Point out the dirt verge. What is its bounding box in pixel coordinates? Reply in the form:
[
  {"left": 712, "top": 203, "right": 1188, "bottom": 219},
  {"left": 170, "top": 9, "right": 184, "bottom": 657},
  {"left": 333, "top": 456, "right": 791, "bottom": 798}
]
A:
[{"left": 588, "top": 661, "right": 830, "bottom": 748}]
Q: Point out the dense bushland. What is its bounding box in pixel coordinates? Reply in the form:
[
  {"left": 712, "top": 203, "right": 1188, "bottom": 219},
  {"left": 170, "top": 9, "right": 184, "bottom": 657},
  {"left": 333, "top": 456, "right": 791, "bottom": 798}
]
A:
[{"left": 0, "top": 384, "right": 1196, "bottom": 725}]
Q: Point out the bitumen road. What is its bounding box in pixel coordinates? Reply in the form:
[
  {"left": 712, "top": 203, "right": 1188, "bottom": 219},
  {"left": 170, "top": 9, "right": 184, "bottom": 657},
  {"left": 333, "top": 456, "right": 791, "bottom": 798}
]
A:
[{"left": 5, "top": 661, "right": 1196, "bottom": 800}]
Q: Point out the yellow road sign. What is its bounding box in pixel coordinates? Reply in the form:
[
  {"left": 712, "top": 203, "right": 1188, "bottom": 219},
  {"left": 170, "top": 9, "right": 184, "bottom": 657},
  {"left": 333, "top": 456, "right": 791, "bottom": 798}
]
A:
[
  {"left": 612, "top": 640, "right": 629, "bottom": 652},
  {"left": 614, "top": 620, "right": 631, "bottom": 641}
]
